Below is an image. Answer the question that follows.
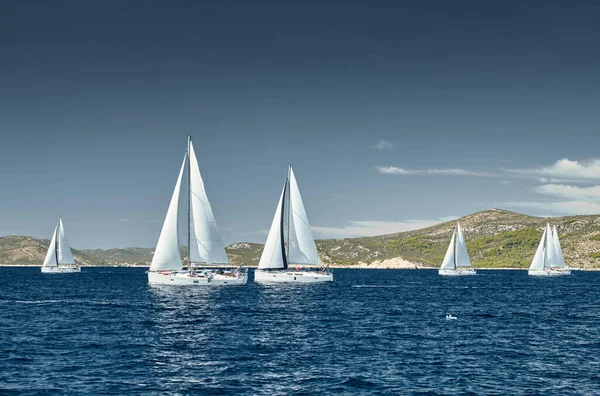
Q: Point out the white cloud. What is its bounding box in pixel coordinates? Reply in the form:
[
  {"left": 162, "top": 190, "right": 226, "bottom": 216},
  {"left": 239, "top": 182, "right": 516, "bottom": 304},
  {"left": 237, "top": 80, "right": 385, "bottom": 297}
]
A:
[
  {"left": 119, "top": 219, "right": 130, "bottom": 222},
  {"left": 547, "top": 201, "right": 600, "bottom": 214},
  {"left": 377, "top": 166, "right": 492, "bottom": 177},
  {"left": 312, "top": 217, "right": 456, "bottom": 239},
  {"left": 502, "top": 182, "right": 600, "bottom": 215},
  {"left": 504, "top": 200, "right": 600, "bottom": 215},
  {"left": 377, "top": 166, "right": 411, "bottom": 174},
  {"left": 372, "top": 140, "right": 394, "bottom": 150},
  {"left": 439, "top": 216, "right": 460, "bottom": 222},
  {"left": 499, "top": 180, "right": 512, "bottom": 185},
  {"left": 535, "top": 184, "right": 600, "bottom": 201},
  {"left": 377, "top": 158, "right": 600, "bottom": 182},
  {"left": 507, "top": 158, "right": 600, "bottom": 180}
]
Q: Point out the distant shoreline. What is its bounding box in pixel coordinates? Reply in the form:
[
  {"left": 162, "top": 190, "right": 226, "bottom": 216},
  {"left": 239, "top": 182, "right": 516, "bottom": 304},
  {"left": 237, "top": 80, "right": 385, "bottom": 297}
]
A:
[{"left": 1, "top": 264, "right": 598, "bottom": 271}]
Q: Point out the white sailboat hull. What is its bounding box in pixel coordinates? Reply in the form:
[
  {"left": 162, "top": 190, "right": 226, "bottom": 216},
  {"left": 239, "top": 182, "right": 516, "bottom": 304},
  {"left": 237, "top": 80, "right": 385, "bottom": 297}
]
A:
[
  {"left": 148, "top": 270, "right": 248, "bottom": 285},
  {"left": 254, "top": 269, "right": 333, "bottom": 283},
  {"left": 41, "top": 266, "right": 81, "bottom": 273},
  {"left": 438, "top": 268, "right": 477, "bottom": 276},
  {"left": 528, "top": 268, "right": 571, "bottom": 276}
]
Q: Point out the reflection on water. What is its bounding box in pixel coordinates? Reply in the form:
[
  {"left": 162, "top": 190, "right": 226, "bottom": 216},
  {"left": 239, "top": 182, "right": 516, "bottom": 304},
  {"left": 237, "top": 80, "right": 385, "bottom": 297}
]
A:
[{"left": 0, "top": 267, "right": 599, "bottom": 394}]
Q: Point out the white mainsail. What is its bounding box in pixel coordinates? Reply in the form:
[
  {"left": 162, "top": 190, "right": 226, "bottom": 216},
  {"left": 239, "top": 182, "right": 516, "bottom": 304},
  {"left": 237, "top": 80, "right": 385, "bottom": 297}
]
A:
[
  {"left": 188, "top": 141, "right": 229, "bottom": 265},
  {"left": 545, "top": 224, "right": 559, "bottom": 268},
  {"left": 440, "top": 229, "right": 456, "bottom": 270},
  {"left": 150, "top": 155, "right": 186, "bottom": 271},
  {"left": 287, "top": 167, "right": 320, "bottom": 266},
  {"left": 455, "top": 222, "right": 472, "bottom": 267},
  {"left": 57, "top": 218, "right": 75, "bottom": 264},
  {"left": 529, "top": 227, "right": 547, "bottom": 271},
  {"left": 42, "top": 224, "right": 59, "bottom": 267},
  {"left": 552, "top": 225, "right": 566, "bottom": 268},
  {"left": 258, "top": 180, "right": 288, "bottom": 270}
]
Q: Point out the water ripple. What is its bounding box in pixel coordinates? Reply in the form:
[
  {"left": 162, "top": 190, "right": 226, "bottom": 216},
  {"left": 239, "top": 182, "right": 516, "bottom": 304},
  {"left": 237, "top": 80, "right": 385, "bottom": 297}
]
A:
[{"left": 0, "top": 268, "right": 599, "bottom": 394}]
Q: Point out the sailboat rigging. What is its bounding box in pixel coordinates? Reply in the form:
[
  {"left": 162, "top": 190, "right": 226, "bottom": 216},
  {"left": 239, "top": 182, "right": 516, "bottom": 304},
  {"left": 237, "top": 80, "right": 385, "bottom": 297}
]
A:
[
  {"left": 528, "top": 224, "right": 571, "bottom": 276},
  {"left": 147, "top": 136, "right": 247, "bottom": 285},
  {"left": 254, "top": 165, "right": 333, "bottom": 283},
  {"left": 41, "top": 218, "right": 80, "bottom": 273},
  {"left": 438, "top": 222, "right": 476, "bottom": 276}
]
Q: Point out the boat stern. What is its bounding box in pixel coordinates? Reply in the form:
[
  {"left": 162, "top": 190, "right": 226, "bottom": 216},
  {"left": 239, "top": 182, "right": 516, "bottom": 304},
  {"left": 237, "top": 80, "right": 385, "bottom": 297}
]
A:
[{"left": 254, "top": 269, "right": 333, "bottom": 283}]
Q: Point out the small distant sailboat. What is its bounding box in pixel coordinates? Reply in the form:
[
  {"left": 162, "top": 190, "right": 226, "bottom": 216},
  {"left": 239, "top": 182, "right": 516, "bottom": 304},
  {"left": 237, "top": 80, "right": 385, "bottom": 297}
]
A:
[
  {"left": 438, "top": 222, "right": 476, "bottom": 276},
  {"left": 147, "top": 136, "right": 247, "bottom": 285},
  {"left": 528, "top": 224, "right": 571, "bottom": 276},
  {"left": 41, "top": 218, "right": 80, "bottom": 273},
  {"left": 254, "top": 165, "right": 333, "bottom": 283}
]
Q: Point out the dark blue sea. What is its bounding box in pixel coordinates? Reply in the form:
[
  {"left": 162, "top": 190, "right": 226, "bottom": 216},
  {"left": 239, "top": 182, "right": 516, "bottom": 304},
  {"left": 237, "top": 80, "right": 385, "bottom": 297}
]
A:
[{"left": 1, "top": 268, "right": 599, "bottom": 395}]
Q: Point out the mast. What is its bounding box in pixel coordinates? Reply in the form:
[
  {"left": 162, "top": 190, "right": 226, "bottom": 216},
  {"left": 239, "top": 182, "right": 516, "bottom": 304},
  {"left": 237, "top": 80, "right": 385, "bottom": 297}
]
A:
[
  {"left": 187, "top": 135, "right": 192, "bottom": 268},
  {"left": 286, "top": 164, "right": 291, "bottom": 265},
  {"left": 544, "top": 225, "right": 547, "bottom": 268},
  {"left": 544, "top": 224, "right": 549, "bottom": 268},
  {"left": 55, "top": 218, "right": 60, "bottom": 266},
  {"left": 280, "top": 177, "right": 289, "bottom": 270},
  {"left": 544, "top": 223, "right": 553, "bottom": 268},
  {"left": 453, "top": 222, "right": 457, "bottom": 269}
]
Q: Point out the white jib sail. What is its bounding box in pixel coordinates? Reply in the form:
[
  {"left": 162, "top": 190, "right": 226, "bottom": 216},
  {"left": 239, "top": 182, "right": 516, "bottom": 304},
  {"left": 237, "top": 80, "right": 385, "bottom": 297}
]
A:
[
  {"left": 57, "top": 218, "right": 75, "bottom": 264},
  {"left": 42, "top": 224, "right": 59, "bottom": 267},
  {"left": 258, "top": 181, "right": 287, "bottom": 270},
  {"left": 455, "top": 222, "right": 472, "bottom": 267},
  {"left": 530, "top": 227, "right": 547, "bottom": 271},
  {"left": 188, "top": 141, "right": 229, "bottom": 265},
  {"left": 287, "top": 167, "right": 320, "bottom": 266},
  {"left": 545, "top": 224, "right": 558, "bottom": 268},
  {"left": 440, "top": 229, "right": 456, "bottom": 270},
  {"left": 552, "top": 225, "right": 566, "bottom": 268},
  {"left": 150, "top": 155, "right": 187, "bottom": 271}
]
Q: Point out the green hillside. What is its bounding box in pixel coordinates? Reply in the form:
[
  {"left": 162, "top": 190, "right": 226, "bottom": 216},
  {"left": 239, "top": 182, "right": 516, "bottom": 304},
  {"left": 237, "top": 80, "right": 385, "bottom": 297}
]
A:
[
  {"left": 2, "top": 209, "right": 600, "bottom": 268},
  {"left": 315, "top": 209, "right": 600, "bottom": 268}
]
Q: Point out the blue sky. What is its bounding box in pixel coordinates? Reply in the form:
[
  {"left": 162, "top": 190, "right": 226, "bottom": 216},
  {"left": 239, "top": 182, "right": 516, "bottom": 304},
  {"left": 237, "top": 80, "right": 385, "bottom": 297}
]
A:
[{"left": 1, "top": 1, "right": 600, "bottom": 248}]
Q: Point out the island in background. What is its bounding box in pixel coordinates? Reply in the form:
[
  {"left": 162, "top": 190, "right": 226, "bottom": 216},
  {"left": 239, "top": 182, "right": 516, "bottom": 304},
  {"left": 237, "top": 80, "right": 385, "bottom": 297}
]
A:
[{"left": 2, "top": 209, "right": 600, "bottom": 269}]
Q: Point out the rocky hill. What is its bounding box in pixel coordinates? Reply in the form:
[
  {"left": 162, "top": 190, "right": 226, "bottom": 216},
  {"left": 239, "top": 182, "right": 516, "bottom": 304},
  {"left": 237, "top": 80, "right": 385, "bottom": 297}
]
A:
[
  {"left": 0, "top": 236, "right": 263, "bottom": 267},
  {"left": 0, "top": 236, "right": 154, "bottom": 266},
  {"left": 227, "top": 209, "right": 600, "bottom": 269},
  {"left": 315, "top": 209, "right": 600, "bottom": 269},
  {"left": 2, "top": 209, "right": 600, "bottom": 268}
]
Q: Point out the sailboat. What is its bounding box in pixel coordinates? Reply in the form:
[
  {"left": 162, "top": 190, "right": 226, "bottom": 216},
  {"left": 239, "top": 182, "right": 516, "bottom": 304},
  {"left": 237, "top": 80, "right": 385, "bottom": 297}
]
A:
[
  {"left": 438, "top": 222, "right": 476, "bottom": 276},
  {"left": 147, "top": 136, "right": 247, "bottom": 285},
  {"left": 528, "top": 224, "right": 571, "bottom": 276},
  {"left": 254, "top": 165, "right": 333, "bottom": 283},
  {"left": 41, "top": 218, "right": 80, "bottom": 273}
]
